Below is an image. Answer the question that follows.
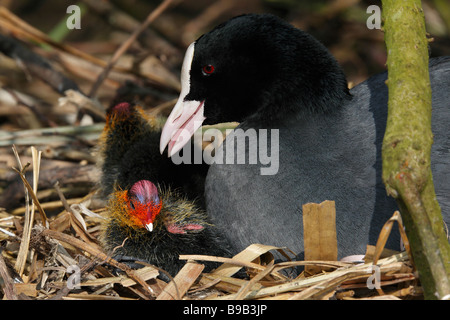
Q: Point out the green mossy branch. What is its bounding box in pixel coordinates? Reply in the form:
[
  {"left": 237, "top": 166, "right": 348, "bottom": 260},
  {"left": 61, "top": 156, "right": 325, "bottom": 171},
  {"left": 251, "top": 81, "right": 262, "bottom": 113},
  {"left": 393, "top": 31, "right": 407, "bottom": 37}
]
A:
[{"left": 381, "top": 0, "right": 450, "bottom": 299}]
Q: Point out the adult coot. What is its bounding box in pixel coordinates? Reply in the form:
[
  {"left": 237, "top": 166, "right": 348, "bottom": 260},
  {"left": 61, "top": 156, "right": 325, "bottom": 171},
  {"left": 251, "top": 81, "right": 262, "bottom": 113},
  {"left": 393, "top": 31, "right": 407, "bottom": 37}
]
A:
[{"left": 160, "top": 14, "right": 450, "bottom": 259}]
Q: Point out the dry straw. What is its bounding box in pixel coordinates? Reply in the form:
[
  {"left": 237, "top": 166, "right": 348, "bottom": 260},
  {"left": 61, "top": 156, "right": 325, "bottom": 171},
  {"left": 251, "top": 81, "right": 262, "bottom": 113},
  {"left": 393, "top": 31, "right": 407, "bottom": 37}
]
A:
[{"left": 0, "top": 147, "right": 419, "bottom": 300}]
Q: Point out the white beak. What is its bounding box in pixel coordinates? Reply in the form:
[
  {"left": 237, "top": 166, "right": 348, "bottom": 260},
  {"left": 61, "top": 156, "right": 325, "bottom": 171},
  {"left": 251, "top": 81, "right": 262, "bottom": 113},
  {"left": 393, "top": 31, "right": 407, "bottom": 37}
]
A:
[
  {"left": 160, "top": 42, "right": 206, "bottom": 157},
  {"left": 145, "top": 223, "right": 153, "bottom": 232}
]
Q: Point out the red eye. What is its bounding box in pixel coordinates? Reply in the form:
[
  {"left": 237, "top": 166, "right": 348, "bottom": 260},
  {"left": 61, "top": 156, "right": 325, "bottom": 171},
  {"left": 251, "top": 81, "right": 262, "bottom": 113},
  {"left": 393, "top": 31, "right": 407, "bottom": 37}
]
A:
[{"left": 202, "top": 64, "right": 215, "bottom": 75}]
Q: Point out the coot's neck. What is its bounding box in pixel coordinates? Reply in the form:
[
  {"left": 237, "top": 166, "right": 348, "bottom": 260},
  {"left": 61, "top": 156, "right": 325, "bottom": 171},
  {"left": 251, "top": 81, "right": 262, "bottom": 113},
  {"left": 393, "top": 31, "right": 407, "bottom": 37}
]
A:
[{"left": 240, "top": 86, "right": 352, "bottom": 130}]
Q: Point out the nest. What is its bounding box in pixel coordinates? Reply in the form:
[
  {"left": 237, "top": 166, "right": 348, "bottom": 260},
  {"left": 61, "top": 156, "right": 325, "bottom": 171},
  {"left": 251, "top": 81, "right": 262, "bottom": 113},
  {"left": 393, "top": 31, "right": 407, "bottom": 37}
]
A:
[{"left": 0, "top": 152, "right": 421, "bottom": 300}]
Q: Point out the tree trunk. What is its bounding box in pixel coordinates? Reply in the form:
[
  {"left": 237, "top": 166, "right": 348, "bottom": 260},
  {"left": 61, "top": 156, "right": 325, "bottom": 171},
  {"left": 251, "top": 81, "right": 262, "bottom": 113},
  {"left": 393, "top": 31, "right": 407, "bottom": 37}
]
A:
[{"left": 381, "top": 0, "right": 450, "bottom": 299}]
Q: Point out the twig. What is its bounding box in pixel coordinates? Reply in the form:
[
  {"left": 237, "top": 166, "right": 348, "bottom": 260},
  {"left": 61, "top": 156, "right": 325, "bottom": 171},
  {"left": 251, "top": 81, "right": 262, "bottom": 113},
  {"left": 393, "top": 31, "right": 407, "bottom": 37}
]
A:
[
  {"left": 372, "top": 211, "right": 413, "bottom": 267},
  {"left": 81, "top": 0, "right": 183, "bottom": 67},
  {"left": 48, "top": 257, "right": 100, "bottom": 300},
  {"left": 40, "top": 228, "right": 155, "bottom": 298},
  {"left": 0, "top": 7, "right": 126, "bottom": 73},
  {"left": 15, "top": 147, "right": 41, "bottom": 276},
  {"left": 2, "top": 86, "right": 57, "bottom": 127},
  {"left": 235, "top": 260, "right": 274, "bottom": 300},
  {"left": 12, "top": 145, "right": 41, "bottom": 276},
  {"left": 88, "top": 0, "right": 176, "bottom": 98},
  {"left": 179, "top": 254, "right": 266, "bottom": 272},
  {"left": 53, "top": 181, "right": 99, "bottom": 247},
  {"left": 0, "top": 34, "right": 80, "bottom": 95},
  {"left": 156, "top": 262, "right": 204, "bottom": 300},
  {"left": 11, "top": 165, "right": 48, "bottom": 228},
  {"left": 0, "top": 123, "right": 104, "bottom": 147},
  {"left": 0, "top": 253, "right": 19, "bottom": 300}
]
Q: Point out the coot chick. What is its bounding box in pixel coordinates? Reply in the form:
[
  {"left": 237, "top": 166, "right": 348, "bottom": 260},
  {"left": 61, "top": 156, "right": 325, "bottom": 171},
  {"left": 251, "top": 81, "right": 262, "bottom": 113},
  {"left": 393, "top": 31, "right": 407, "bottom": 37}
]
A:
[
  {"left": 159, "top": 14, "right": 450, "bottom": 259},
  {"left": 99, "top": 102, "right": 208, "bottom": 204},
  {"left": 101, "top": 179, "right": 229, "bottom": 276},
  {"left": 98, "top": 103, "right": 229, "bottom": 275}
]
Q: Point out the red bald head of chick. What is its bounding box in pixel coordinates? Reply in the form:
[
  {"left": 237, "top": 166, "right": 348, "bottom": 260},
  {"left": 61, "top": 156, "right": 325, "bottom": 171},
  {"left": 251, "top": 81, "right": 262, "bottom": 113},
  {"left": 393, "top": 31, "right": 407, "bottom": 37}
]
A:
[
  {"left": 108, "top": 180, "right": 205, "bottom": 236},
  {"left": 109, "top": 180, "right": 161, "bottom": 233},
  {"left": 127, "top": 180, "right": 161, "bottom": 232}
]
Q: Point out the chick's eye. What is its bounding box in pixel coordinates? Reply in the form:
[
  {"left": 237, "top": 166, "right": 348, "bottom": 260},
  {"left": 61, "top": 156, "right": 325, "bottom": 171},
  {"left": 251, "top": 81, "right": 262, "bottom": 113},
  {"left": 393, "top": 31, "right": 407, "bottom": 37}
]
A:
[{"left": 202, "top": 64, "right": 215, "bottom": 76}]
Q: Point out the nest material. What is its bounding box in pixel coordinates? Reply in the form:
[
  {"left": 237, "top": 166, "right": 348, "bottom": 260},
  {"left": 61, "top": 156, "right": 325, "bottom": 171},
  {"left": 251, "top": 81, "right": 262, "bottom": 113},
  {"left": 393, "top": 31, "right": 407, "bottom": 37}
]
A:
[{"left": 0, "top": 177, "right": 420, "bottom": 300}]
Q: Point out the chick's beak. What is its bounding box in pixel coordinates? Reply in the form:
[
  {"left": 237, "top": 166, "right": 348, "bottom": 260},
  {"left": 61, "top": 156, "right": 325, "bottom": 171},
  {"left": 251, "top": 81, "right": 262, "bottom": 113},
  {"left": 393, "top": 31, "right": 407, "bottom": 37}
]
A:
[
  {"left": 160, "top": 42, "right": 206, "bottom": 157},
  {"left": 145, "top": 223, "right": 153, "bottom": 232}
]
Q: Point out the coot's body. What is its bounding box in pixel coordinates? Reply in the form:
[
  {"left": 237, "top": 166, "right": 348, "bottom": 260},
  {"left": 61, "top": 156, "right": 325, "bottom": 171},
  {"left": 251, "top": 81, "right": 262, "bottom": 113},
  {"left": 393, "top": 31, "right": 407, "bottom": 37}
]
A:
[
  {"left": 206, "top": 58, "right": 450, "bottom": 258},
  {"left": 160, "top": 14, "right": 450, "bottom": 259}
]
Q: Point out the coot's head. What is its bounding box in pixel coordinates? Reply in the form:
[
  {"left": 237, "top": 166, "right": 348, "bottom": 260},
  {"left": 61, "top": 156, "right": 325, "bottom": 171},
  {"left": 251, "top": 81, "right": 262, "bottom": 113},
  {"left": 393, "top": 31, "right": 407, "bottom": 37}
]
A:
[{"left": 160, "top": 14, "right": 350, "bottom": 156}]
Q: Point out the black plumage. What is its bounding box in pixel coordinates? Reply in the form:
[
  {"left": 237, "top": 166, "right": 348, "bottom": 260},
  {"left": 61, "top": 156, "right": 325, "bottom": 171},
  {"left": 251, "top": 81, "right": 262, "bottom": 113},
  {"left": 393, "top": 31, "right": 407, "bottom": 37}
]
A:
[
  {"left": 159, "top": 14, "right": 450, "bottom": 260},
  {"left": 99, "top": 102, "right": 208, "bottom": 203}
]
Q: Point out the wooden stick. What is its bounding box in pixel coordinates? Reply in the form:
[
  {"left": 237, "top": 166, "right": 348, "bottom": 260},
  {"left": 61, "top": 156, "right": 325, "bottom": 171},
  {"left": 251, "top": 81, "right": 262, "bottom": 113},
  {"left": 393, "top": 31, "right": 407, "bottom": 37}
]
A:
[
  {"left": 302, "top": 200, "right": 338, "bottom": 274},
  {"left": 156, "top": 262, "right": 204, "bottom": 300}
]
